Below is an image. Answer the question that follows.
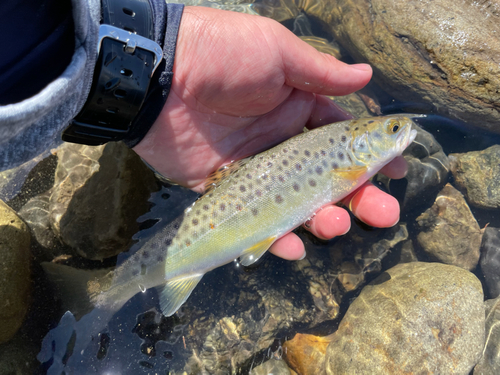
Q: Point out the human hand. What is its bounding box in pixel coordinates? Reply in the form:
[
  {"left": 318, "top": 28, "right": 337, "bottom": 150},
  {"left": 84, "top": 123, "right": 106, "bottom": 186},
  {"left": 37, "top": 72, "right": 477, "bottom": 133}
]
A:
[{"left": 133, "top": 6, "right": 407, "bottom": 260}]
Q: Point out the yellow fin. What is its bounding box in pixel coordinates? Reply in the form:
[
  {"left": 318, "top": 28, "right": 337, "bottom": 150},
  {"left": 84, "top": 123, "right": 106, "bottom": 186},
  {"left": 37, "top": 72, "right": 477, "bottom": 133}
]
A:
[
  {"left": 334, "top": 165, "right": 368, "bottom": 181},
  {"left": 240, "top": 236, "right": 277, "bottom": 266},
  {"left": 204, "top": 157, "right": 253, "bottom": 194},
  {"left": 158, "top": 274, "right": 204, "bottom": 317}
]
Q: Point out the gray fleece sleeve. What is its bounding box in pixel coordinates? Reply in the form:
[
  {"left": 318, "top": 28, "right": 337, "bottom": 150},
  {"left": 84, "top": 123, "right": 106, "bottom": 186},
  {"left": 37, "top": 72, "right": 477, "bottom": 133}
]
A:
[{"left": 0, "top": 0, "right": 100, "bottom": 172}]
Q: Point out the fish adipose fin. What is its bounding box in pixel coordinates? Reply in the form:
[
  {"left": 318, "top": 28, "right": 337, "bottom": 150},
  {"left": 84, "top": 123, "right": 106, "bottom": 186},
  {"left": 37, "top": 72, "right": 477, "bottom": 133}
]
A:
[
  {"left": 158, "top": 274, "right": 204, "bottom": 317},
  {"left": 203, "top": 156, "right": 254, "bottom": 194},
  {"left": 239, "top": 235, "right": 277, "bottom": 267},
  {"left": 334, "top": 165, "right": 368, "bottom": 181}
]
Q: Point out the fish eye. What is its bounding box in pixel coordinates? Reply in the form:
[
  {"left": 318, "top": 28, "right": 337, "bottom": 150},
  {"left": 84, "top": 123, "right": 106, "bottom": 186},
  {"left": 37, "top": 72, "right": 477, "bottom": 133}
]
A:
[{"left": 387, "top": 120, "right": 400, "bottom": 133}]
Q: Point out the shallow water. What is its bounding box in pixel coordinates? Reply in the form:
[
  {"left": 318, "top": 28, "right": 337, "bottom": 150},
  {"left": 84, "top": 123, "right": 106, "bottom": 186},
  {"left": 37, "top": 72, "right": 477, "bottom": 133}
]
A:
[{"left": 1, "top": 2, "right": 500, "bottom": 375}]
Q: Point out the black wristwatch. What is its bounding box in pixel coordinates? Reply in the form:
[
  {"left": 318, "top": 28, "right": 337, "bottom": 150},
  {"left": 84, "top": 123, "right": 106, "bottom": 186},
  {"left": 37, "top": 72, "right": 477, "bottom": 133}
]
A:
[{"left": 62, "top": 0, "right": 163, "bottom": 145}]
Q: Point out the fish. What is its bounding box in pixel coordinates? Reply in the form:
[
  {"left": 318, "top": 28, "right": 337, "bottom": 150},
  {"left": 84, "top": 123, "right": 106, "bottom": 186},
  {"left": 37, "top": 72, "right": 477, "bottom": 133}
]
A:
[{"left": 44, "top": 115, "right": 417, "bottom": 320}]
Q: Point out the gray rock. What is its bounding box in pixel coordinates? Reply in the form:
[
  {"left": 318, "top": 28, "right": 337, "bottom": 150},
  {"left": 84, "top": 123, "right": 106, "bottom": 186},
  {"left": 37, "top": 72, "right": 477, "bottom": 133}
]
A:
[
  {"left": 373, "top": 124, "right": 450, "bottom": 212},
  {"left": 474, "top": 297, "right": 500, "bottom": 375},
  {"left": 304, "top": 0, "right": 500, "bottom": 132},
  {"left": 324, "top": 262, "right": 485, "bottom": 375},
  {"left": 480, "top": 227, "right": 500, "bottom": 299},
  {"left": 49, "top": 142, "right": 158, "bottom": 260},
  {"left": 416, "top": 184, "right": 481, "bottom": 270},
  {"left": 450, "top": 144, "right": 500, "bottom": 210},
  {"left": 0, "top": 200, "right": 31, "bottom": 344},
  {"left": 249, "top": 359, "right": 292, "bottom": 375}
]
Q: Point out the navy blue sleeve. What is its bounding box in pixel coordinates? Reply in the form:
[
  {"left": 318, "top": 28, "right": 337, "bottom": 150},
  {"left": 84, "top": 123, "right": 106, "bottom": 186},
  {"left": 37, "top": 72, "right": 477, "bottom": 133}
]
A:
[{"left": 0, "top": 0, "right": 75, "bottom": 105}]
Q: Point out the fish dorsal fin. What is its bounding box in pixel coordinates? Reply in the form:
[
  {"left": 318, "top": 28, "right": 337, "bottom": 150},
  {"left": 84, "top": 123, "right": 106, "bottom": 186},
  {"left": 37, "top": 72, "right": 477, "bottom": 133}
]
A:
[
  {"left": 334, "top": 165, "right": 368, "bottom": 181},
  {"left": 239, "top": 236, "right": 277, "bottom": 266},
  {"left": 204, "top": 157, "right": 253, "bottom": 194},
  {"left": 157, "top": 274, "right": 204, "bottom": 317}
]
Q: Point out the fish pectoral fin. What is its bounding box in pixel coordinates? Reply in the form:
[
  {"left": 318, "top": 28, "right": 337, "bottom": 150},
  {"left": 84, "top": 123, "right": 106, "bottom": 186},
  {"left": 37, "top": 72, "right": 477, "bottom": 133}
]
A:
[
  {"left": 334, "top": 165, "right": 368, "bottom": 181},
  {"left": 157, "top": 274, "right": 204, "bottom": 317},
  {"left": 239, "top": 236, "right": 277, "bottom": 267},
  {"left": 203, "top": 156, "right": 254, "bottom": 194}
]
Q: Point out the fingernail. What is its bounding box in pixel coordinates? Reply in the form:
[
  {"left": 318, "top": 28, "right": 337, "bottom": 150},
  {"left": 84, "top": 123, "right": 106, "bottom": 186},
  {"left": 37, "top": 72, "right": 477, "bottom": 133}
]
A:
[
  {"left": 298, "top": 251, "right": 307, "bottom": 260},
  {"left": 351, "top": 63, "right": 372, "bottom": 72}
]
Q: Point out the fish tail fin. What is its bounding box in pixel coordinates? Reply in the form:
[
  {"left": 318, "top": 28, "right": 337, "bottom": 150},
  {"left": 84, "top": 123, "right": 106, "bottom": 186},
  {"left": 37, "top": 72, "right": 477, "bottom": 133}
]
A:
[{"left": 41, "top": 262, "right": 112, "bottom": 319}]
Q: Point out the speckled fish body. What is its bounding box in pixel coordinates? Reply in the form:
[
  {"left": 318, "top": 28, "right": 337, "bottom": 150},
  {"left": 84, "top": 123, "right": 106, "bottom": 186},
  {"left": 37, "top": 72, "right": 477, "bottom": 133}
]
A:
[{"left": 91, "top": 115, "right": 417, "bottom": 316}]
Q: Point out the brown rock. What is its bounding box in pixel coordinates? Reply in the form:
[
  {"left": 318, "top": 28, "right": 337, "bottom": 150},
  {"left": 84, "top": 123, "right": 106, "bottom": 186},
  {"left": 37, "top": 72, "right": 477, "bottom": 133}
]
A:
[
  {"left": 49, "top": 142, "right": 158, "bottom": 260},
  {"left": 416, "top": 183, "right": 481, "bottom": 270},
  {"left": 450, "top": 144, "right": 500, "bottom": 209},
  {"left": 324, "top": 262, "right": 485, "bottom": 375},
  {"left": 474, "top": 297, "right": 500, "bottom": 374},
  {"left": 283, "top": 332, "right": 332, "bottom": 375},
  {"left": 0, "top": 200, "right": 31, "bottom": 344},
  {"left": 307, "top": 0, "right": 500, "bottom": 132}
]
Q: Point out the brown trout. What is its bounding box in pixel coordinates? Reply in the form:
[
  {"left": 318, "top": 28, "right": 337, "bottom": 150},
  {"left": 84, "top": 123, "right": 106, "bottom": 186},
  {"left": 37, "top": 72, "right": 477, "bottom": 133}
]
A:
[{"left": 47, "top": 115, "right": 417, "bottom": 318}]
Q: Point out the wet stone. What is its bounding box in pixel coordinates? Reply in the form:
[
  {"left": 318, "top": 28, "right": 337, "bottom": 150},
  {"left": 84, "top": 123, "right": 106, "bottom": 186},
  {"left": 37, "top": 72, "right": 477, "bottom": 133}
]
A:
[
  {"left": 373, "top": 124, "right": 450, "bottom": 212},
  {"left": 49, "top": 142, "right": 158, "bottom": 260},
  {"left": 0, "top": 200, "right": 31, "bottom": 344},
  {"left": 324, "top": 262, "right": 485, "bottom": 375},
  {"left": 479, "top": 227, "right": 500, "bottom": 299},
  {"left": 416, "top": 184, "right": 481, "bottom": 270},
  {"left": 249, "top": 358, "right": 293, "bottom": 375},
  {"left": 473, "top": 296, "right": 500, "bottom": 375},
  {"left": 449, "top": 144, "right": 500, "bottom": 210},
  {"left": 283, "top": 332, "right": 332, "bottom": 375}
]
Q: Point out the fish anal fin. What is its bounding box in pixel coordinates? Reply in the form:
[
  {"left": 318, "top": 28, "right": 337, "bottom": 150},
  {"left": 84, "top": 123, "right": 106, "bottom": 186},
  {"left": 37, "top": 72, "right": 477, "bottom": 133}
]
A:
[
  {"left": 203, "top": 157, "right": 253, "bottom": 194},
  {"left": 157, "top": 274, "right": 204, "bottom": 317},
  {"left": 239, "top": 236, "right": 277, "bottom": 267},
  {"left": 334, "top": 165, "right": 368, "bottom": 181}
]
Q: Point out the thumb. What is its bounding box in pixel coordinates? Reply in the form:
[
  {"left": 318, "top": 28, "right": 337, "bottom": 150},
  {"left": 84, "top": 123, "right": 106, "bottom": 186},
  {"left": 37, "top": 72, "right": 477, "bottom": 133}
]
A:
[{"left": 280, "top": 34, "right": 373, "bottom": 96}]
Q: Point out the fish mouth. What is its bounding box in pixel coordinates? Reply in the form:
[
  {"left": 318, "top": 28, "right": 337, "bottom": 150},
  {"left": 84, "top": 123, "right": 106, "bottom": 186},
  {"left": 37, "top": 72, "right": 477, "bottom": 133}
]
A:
[{"left": 396, "top": 122, "right": 417, "bottom": 150}]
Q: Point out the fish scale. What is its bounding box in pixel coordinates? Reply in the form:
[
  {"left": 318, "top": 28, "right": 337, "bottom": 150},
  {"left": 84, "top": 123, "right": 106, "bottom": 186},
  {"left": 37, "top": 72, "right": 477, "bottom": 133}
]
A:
[{"left": 88, "top": 115, "right": 417, "bottom": 317}]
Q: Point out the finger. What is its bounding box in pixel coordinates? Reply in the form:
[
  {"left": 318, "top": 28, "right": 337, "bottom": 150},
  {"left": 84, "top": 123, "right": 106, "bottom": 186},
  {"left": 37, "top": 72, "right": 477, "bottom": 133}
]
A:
[
  {"left": 302, "top": 205, "right": 351, "bottom": 240},
  {"left": 306, "top": 95, "right": 355, "bottom": 129},
  {"left": 380, "top": 156, "right": 408, "bottom": 179},
  {"left": 279, "top": 34, "right": 373, "bottom": 96},
  {"left": 269, "top": 232, "right": 306, "bottom": 260},
  {"left": 342, "top": 182, "right": 400, "bottom": 228}
]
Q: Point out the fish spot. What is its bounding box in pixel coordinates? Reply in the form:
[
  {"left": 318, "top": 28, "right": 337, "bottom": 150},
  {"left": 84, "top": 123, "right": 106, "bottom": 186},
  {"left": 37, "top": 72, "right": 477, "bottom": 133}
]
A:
[
  {"left": 363, "top": 123, "right": 368, "bottom": 127},
  {"left": 314, "top": 152, "right": 319, "bottom": 159},
  {"left": 282, "top": 160, "right": 289, "bottom": 166},
  {"left": 208, "top": 193, "right": 213, "bottom": 198},
  {"left": 279, "top": 175, "right": 285, "bottom": 182},
  {"left": 196, "top": 210, "right": 200, "bottom": 215},
  {"left": 246, "top": 173, "right": 252, "bottom": 179},
  {"left": 236, "top": 204, "right": 243, "bottom": 211},
  {"left": 293, "top": 150, "right": 299, "bottom": 155},
  {"left": 304, "top": 150, "right": 311, "bottom": 157},
  {"left": 307, "top": 168, "right": 313, "bottom": 174},
  {"left": 252, "top": 208, "right": 258, "bottom": 216},
  {"left": 132, "top": 269, "right": 140, "bottom": 276},
  {"left": 173, "top": 223, "right": 180, "bottom": 230},
  {"left": 283, "top": 148, "right": 288, "bottom": 153},
  {"left": 293, "top": 183, "right": 300, "bottom": 192},
  {"left": 256, "top": 190, "right": 262, "bottom": 197},
  {"left": 341, "top": 135, "right": 347, "bottom": 143},
  {"left": 278, "top": 166, "right": 283, "bottom": 171},
  {"left": 257, "top": 164, "right": 262, "bottom": 169},
  {"left": 367, "top": 154, "right": 372, "bottom": 159},
  {"left": 275, "top": 195, "right": 283, "bottom": 204},
  {"left": 315, "top": 166, "right": 323, "bottom": 175},
  {"left": 338, "top": 152, "right": 345, "bottom": 160},
  {"left": 183, "top": 224, "right": 190, "bottom": 232},
  {"left": 296, "top": 163, "right": 302, "bottom": 171},
  {"left": 192, "top": 219, "right": 199, "bottom": 226},
  {"left": 165, "top": 238, "right": 172, "bottom": 246},
  {"left": 267, "top": 162, "right": 273, "bottom": 168},
  {"left": 240, "top": 185, "right": 246, "bottom": 192},
  {"left": 329, "top": 138, "right": 334, "bottom": 145},
  {"left": 309, "top": 179, "right": 317, "bottom": 187},
  {"left": 262, "top": 174, "right": 268, "bottom": 180},
  {"left": 332, "top": 162, "right": 339, "bottom": 169},
  {"left": 354, "top": 127, "right": 359, "bottom": 131},
  {"left": 220, "top": 203, "right": 226, "bottom": 211},
  {"left": 359, "top": 143, "right": 365, "bottom": 149},
  {"left": 203, "top": 204, "right": 209, "bottom": 211},
  {"left": 185, "top": 240, "right": 191, "bottom": 247},
  {"left": 157, "top": 255, "right": 164, "bottom": 262},
  {"left": 345, "top": 126, "right": 350, "bottom": 131},
  {"left": 368, "top": 120, "right": 374, "bottom": 124},
  {"left": 142, "top": 251, "right": 149, "bottom": 259}
]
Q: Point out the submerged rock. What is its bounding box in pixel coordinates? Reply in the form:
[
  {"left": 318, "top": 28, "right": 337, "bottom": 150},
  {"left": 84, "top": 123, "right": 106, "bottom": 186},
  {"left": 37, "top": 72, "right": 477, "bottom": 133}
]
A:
[
  {"left": 324, "top": 262, "right": 484, "bottom": 375},
  {"left": 283, "top": 332, "right": 332, "bottom": 375},
  {"left": 416, "top": 184, "right": 481, "bottom": 270},
  {"left": 0, "top": 200, "right": 31, "bottom": 344},
  {"left": 373, "top": 124, "right": 450, "bottom": 212},
  {"left": 49, "top": 142, "right": 158, "bottom": 260},
  {"left": 473, "top": 297, "right": 500, "bottom": 375},
  {"left": 479, "top": 227, "right": 500, "bottom": 299},
  {"left": 249, "top": 358, "right": 293, "bottom": 375},
  {"left": 308, "top": 0, "right": 500, "bottom": 132},
  {"left": 450, "top": 144, "right": 500, "bottom": 209}
]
